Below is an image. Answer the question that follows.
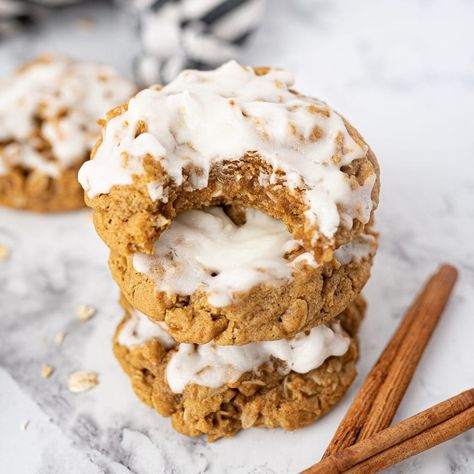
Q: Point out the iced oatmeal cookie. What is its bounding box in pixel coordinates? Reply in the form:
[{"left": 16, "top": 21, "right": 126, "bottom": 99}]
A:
[
  {"left": 0, "top": 56, "right": 135, "bottom": 212},
  {"left": 113, "top": 295, "right": 365, "bottom": 441},
  {"left": 79, "top": 61, "right": 379, "bottom": 261},
  {"left": 110, "top": 207, "right": 376, "bottom": 345}
]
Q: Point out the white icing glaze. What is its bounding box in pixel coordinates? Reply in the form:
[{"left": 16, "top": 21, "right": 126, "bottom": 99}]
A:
[
  {"left": 146, "top": 181, "right": 168, "bottom": 202},
  {"left": 117, "top": 308, "right": 350, "bottom": 394},
  {"left": 334, "top": 233, "right": 377, "bottom": 265},
  {"left": 0, "top": 57, "right": 135, "bottom": 177},
  {"left": 0, "top": 143, "right": 58, "bottom": 177},
  {"left": 78, "top": 60, "right": 375, "bottom": 239},
  {"left": 132, "top": 207, "right": 375, "bottom": 307},
  {"left": 132, "top": 207, "right": 316, "bottom": 307},
  {"left": 165, "top": 321, "right": 350, "bottom": 393},
  {"left": 118, "top": 309, "right": 175, "bottom": 349}
]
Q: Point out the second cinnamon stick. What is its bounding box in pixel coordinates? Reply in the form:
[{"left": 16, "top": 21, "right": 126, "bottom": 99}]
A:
[{"left": 304, "top": 388, "right": 474, "bottom": 474}]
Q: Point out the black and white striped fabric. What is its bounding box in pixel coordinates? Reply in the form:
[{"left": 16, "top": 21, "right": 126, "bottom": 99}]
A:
[
  {"left": 0, "top": 0, "right": 265, "bottom": 85},
  {"left": 0, "top": 1, "right": 38, "bottom": 37},
  {"left": 134, "top": 0, "right": 265, "bottom": 85},
  {"left": 0, "top": 0, "right": 82, "bottom": 37}
]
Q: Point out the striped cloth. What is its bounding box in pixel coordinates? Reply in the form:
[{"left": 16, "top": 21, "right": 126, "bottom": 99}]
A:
[
  {"left": 0, "top": 0, "right": 82, "bottom": 37},
  {"left": 0, "top": 0, "right": 265, "bottom": 84},
  {"left": 0, "top": 1, "right": 38, "bottom": 36},
  {"left": 134, "top": 0, "right": 265, "bottom": 85}
]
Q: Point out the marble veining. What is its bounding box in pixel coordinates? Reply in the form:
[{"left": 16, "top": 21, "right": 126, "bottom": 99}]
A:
[{"left": 1, "top": 1, "right": 474, "bottom": 473}]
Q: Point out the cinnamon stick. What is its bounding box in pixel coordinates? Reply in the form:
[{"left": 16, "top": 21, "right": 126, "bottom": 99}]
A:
[
  {"left": 348, "top": 405, "right": 474, "bottom": 473},
  {"left": 323, "top": 264, "right": 458, "bottom": 457},
  {"left": 303, "top": 388, "right": 474, "bottom": 474}
]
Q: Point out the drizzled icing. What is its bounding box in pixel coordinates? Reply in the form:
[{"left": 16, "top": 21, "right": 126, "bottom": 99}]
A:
[
  {"left": 132, "top": 207, "right": 375, "bottom": 307},
  {"left": 334, "top": 234, "right": 377, "bottom": 265},
  {"left": 132, "top": 207, "right": 315, "bottom": 307},
  {"left": 0, "top": 57, "right": 135, "bottom": 177},
  {"left": 78, "top": 60, "right": 375, "bottom": 239},
  {"left": 118, "top": 309, "right": 175, "bottom": 349},
  {"left": 118, "top": 308, "right": 350, "bottom": 394},
  {"left": 166, "top": 322, "right": 350, "bottom": 393}
]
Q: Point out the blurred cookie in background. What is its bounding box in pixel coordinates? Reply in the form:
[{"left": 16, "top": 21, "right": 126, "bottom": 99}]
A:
[{"left": 0, "top": 55, "right": 135, "bottom": 212}]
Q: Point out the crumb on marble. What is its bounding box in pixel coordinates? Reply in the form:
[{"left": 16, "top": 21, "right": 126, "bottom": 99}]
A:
[
  {"left": 77, "top": 17, "right": 95, "bottom": 31},
  {"left": 0, "top": 242, "right": 10, "bottom": 261},
  {"left": 54, "top": 331, "right": 65, "bottom": 346},
  {"left": 21, "top": 420, "right": 30, "bottom": 432},
  {"left": 41, "top": 364, "right": 54, "bottom": 379},
  {"left": 76, "top": 304, "right": 96, "bottom": 322},
  {"left": 68, "top": 371, "right": 99, "bottom": 393}
]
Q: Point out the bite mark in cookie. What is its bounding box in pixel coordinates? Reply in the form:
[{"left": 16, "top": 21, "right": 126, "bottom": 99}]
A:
[
  {"left": 79, "top": 61, "right": 379, "bottom": 258},
  {"left": 110, "top": 207, "right": 376, "bottom": 345}
]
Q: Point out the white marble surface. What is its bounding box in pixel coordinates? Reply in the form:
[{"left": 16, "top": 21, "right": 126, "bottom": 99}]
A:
[{"left": 1, "top": 1, "right": 473, "bottom": 473}]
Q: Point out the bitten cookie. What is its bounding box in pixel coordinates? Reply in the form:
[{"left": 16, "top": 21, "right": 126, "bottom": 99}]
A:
[
  {"left": 0, "top": 56, "right": 135, "bottom": 212},
  {"left": 110, "top": 207, "right": 376, "bottom": 345},
  {"left": 113, "top": 295, "right": 365, "bottom": 441},
  {"left": 79, "top": 61, "right": 379, "bottom": 262}
]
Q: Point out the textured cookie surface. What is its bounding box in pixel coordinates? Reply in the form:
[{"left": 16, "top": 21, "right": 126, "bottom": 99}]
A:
[
  {"left": 0, "top": 56, "right": 135, "bottom": 212},
  {"left": 79, "top": 61, "right": 379, "bottom": 260},
  {"left": 113, "top": 296, "right": 365, "bottom": 441},
  {"left": 109, "top": 207, "right": 376, "bottom": 345},
  {"left": 0, "top": 161, "right": 85, "bottom": 212}
]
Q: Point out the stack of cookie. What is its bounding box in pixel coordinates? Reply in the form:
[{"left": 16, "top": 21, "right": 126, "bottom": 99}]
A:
[
  {"left": 79, "top": 61, "right": 380, "bottom": 441},
  {"left": 0, "top": 56, "right": 134, "bottom": 212}
]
